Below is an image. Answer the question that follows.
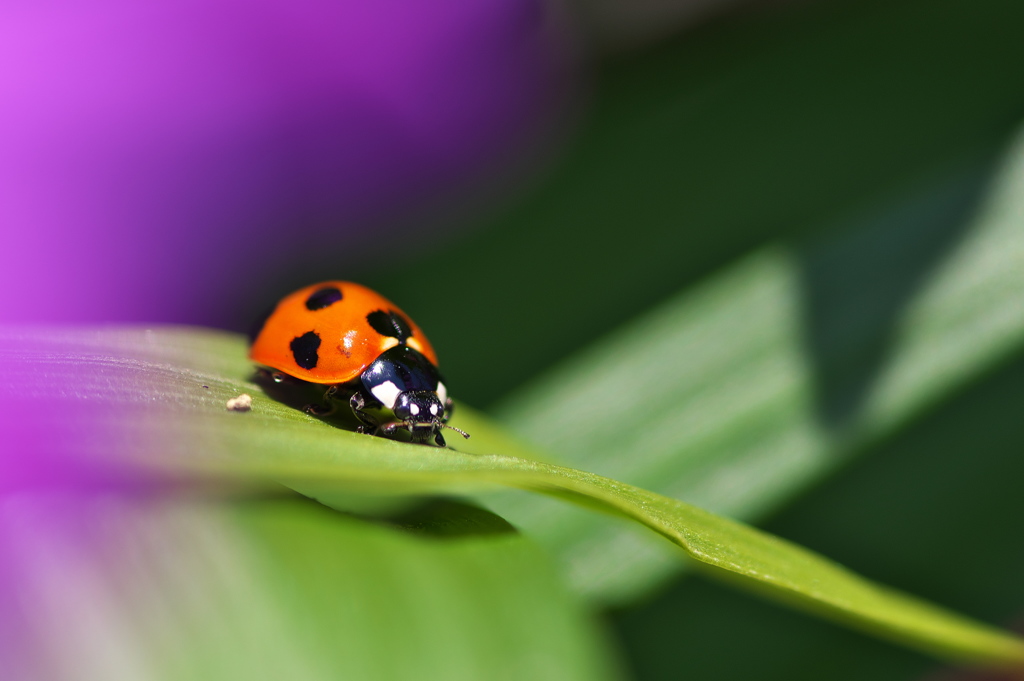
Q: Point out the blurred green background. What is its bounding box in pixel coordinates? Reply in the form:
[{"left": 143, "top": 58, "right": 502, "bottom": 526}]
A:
[{"left": 232, "top": 0, "right": 1024, "bottom": 678}]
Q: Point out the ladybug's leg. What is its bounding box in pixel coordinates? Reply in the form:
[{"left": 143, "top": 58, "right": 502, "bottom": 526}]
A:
[
  {"left": 303, "top": 385, "right": 339, "bottom": 417},
  {"left": 433, "top": 430, "right": 447, "bottom": 448},
  {"left": 379, "top": 421, "right": 405, "bottom": 437},
  {"left": 379, "top": 420, "right": 436, "bottom": 445},
  {"left": 349, "top": 392, "right": 380, "bottom": 434}
]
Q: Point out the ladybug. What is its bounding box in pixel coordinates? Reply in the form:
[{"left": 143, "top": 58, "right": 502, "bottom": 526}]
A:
[{"left": 249, "top": 281, "right": 468, "bottom": 447}]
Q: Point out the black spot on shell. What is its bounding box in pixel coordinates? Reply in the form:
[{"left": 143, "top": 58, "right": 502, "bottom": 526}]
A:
[
  {"left": 290, "top": 331, "right": 321, "bottom": 369},
  {"left": 305, "top": 286, "right": 343, "bottom": 310},
  {"left": 248, "top": 303, "right": 277, "bottom": 345},
  {"left": 366, "top": 309, "right": 412, "bottom": 342}
]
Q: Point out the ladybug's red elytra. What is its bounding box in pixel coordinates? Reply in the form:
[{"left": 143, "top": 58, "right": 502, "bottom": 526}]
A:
[{"left": 249, "top": 281, "right": 468, "bottom": 447}]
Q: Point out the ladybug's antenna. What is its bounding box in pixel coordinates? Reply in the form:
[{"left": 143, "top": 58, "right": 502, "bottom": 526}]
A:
[{"left": 441, "top": 423, "right": 470, "bottom": 439}]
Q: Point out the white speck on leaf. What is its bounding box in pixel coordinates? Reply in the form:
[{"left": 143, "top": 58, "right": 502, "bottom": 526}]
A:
[{"left": 226, "top": 394, "right": 252, "bottom": 412}]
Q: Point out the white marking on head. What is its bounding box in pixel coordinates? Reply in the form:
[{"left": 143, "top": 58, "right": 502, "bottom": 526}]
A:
[
  {"left": 409, "top": 403, "right": 420, "bottom": 416},
  {"left": 370, "top": 381, "right": 401, "bottom": 409},
  {"left": 429, "top": 403, "right": 439, "bottom": 416},
  {"left": 435, "top": 381, "right": 448, "bottom": 405}
]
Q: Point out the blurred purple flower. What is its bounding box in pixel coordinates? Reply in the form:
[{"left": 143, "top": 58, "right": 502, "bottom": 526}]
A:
[
  {"left": 0, "top": 3, "right": 574, "bottom": 675},
  {"left": 0, "top": 0, "right": 573, "bottom": 326}
]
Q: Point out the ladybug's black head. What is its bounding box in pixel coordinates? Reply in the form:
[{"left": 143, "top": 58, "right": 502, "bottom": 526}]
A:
[
  {"left": 390, "top": 390, "right": 468, "bottom": 447},
  {"left": 393, "top": 390, "right": 445, "bottom": 425}
]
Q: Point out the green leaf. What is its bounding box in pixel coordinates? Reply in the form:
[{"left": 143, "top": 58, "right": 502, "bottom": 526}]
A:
[{"left": 4, "top": 327, "right": 1024, "bottom": 667}]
